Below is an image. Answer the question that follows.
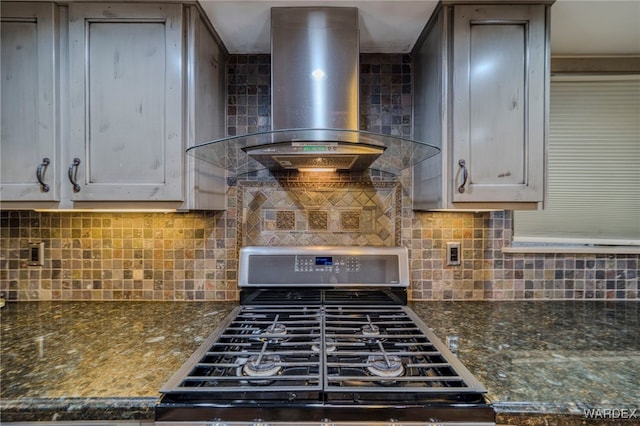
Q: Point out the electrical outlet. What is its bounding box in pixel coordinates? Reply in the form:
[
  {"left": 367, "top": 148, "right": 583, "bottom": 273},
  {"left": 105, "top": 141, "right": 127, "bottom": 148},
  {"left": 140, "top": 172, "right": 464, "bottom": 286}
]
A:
[
  {"left": 29, "top": 242, "right": 45, "bottom": 266},
  {"left": 446, "top": 242, "right": 461, "bottom": 266}
]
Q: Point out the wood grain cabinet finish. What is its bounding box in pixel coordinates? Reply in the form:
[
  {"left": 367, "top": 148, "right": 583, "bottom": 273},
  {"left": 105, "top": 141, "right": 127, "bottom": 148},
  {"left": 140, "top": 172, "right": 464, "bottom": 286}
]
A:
[
  {"left": 0, "top": 3, "right": 58, "bottom": 202},
  {"left": 413, "top": 3, "right": 552, "bottom": 210},
  {"left": 1, "top": 2, "right": 226, "bottom": 210},
  {"left": 68, "top": 3, "right": 183, "bottom": 202}
]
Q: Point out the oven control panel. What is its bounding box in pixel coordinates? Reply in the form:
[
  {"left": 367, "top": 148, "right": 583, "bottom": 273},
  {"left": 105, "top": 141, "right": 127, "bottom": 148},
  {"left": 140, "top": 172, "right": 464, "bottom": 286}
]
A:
[
  {"left": 239, "top": 246, "right": 409, "bottom": 288},
  {"left": 294, "top": 255, "right": 360, "bottom": 273}
]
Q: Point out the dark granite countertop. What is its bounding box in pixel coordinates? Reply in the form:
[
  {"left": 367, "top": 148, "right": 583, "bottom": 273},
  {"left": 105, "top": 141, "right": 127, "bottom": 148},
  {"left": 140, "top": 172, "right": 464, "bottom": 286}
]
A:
[
  {"left": 1, "top": 301, "right": 638, "bottom": 424},
  {"left": 409, "top": 301, "right": 640, "bottom": 425},
  {"left": 0, "top": 301, "right": 236, "bottom": 422}
]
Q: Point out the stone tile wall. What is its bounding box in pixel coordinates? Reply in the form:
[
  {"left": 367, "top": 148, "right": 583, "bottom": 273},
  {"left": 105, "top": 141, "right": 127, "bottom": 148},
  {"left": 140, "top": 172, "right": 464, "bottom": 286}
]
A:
[
  {"left": 0, "top": 211, "right": 236, "bottom": 301},
  {"left": 1, "top": 208, "right": 638, "bottom": 301},
  {"left": 0, "top": 54, "right": 638, "bottom": 301}
]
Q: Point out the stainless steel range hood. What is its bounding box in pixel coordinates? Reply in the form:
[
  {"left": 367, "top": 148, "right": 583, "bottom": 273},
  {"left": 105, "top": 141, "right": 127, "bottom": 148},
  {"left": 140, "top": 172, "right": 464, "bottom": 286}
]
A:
[{"left": 186, "top": 7, "right": 439, "bottom": 175}]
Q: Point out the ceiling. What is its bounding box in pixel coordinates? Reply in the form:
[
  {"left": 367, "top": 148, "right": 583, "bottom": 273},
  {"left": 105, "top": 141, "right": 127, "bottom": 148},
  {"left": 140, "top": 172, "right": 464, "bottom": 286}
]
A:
[{"left": 198, "top": 0, "right": 640, "bottom": 55}]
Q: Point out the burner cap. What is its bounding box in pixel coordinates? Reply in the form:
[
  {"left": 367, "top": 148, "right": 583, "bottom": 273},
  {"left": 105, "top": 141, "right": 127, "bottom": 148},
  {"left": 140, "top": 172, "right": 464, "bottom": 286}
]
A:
[
  {"left": 243, "top": 354, "right": 282, "bottom": 377},
  {"left": 311, "top": 337, "right": 336, "bottom": 353},
  {"left": 260, "top": 323, "right": 288, "bottom": 342},
  {"left": 264, "top": 323, "right": 287, "bottom": 336},
  {"left": 361, "top": 324, "right": 380, "bottom": 336},
  {"left": 366, "top": 355, "right": 404, "bottom": 378}
]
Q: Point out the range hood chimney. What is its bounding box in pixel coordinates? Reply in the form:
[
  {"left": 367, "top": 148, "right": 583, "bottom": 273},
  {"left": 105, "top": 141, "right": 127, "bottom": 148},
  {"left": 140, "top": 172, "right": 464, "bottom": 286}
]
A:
[
  {"left": 271, "top": 7, "right": 359, "bottom": 132},
  {"left": 186, "top": 7, "right": 439, "bottom": 175}
]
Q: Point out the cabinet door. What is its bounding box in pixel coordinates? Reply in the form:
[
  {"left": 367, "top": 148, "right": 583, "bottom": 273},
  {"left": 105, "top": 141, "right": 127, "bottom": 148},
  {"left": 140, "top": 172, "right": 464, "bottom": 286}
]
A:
[
  {"left": 185, "top": 8, "right": 227, "bottom": 210},
  {"left": 452, "top": 5, "right": 546, "bottom": 203},
  {"left": 0, "top": 3, "right": 58, "bottom": 202},
  {"left": 68, "top": 3, "right": 183, "bottom": 201}
]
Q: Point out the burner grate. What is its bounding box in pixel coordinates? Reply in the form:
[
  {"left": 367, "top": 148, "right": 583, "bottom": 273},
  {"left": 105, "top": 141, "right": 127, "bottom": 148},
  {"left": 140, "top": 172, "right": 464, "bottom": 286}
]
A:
[
  {"left": 161, "top": 306, "right": 324, "bottom": 395},
  {"left": 162, "top": 305, "right": 486, "bottom": 398},
  {"left": 158, "top": 304, "right": 491, "bottom": 422},
  {"left": 322, "top": 306, "right": 484, "bottom": 395}
]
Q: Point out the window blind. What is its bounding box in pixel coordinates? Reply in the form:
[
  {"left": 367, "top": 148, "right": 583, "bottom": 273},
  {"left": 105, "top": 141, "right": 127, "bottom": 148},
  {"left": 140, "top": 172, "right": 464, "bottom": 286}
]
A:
[{"left": 514, "top": 76, "right": 640, "bottom": 246}]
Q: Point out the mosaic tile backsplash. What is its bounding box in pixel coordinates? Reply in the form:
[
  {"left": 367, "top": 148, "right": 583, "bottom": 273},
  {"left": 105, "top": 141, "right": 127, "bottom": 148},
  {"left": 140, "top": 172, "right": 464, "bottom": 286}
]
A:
[
  {"left": 1, "top": 209, "right": 638, "bottom": 301},
  {"left": 0, "top": 211, "right": 236, "bottom": 301},
  {"left": 1, "top": 54, "right": 638, "bottom": 301}
]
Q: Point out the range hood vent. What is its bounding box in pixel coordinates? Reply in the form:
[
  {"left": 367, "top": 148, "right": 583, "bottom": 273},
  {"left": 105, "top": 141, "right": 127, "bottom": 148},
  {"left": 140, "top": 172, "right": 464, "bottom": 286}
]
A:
[
  {"left": 243, "top": 140, "right": 385, "bottom": 172},
  {"left": 186, "top": 7, "right": 439, "bottom": 175}
]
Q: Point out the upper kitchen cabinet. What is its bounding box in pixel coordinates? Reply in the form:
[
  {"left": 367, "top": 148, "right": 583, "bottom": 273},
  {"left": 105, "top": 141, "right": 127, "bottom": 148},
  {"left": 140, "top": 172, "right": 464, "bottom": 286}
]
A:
[
  {"left": 0, "top": 2, "right": 227, "bottom": 210},
  {"left": 413, "top": 2, "right": 552, "bottom": 210},
  {"left": 67, "top": 3, "right": 184, "bottom": 203},
  {"left": 0, "top": 3, "right": 58, "bottom": 203}
]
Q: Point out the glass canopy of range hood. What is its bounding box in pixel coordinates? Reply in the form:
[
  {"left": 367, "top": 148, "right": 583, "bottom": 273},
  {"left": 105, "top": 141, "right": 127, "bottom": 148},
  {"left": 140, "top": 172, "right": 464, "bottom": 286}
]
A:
[{"left": 186, "top": 128, "right": 440, "bottom": 176}]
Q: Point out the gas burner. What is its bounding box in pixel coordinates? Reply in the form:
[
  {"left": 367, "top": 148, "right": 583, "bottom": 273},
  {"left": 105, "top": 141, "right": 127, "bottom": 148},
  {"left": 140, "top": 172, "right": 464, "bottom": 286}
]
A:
[
  {"left": 366, "top": 355, "right": 404, "bottom": 378},
  {"left": 264, "top": 322, "right": 287, "bottom": 336},
  {"left": 361, "top": 324, "right": 380, "bottom": 336},
  {"left": 359, "top": 323, "right": 386, "bottom": 344},
  {"left": 258, "top": 323, "right": 288, "bottom": 342},
  {"left": 242, "top": 354, "right": 282, "bottom": 377},
  {"left": 312, "top": 337, "right": 336, "bottom": 353}
]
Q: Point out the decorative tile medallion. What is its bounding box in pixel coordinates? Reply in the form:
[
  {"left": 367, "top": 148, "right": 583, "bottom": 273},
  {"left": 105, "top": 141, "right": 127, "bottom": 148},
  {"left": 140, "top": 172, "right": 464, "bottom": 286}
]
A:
[
  {"left": 308, "top": 211, "right": 328, "bottom": 231},
  {"left": 340, "top": 211, "right": 360, "bottom": 231},
  {"left": 276, "top": 211, "right": 295, "bottom": 230}
]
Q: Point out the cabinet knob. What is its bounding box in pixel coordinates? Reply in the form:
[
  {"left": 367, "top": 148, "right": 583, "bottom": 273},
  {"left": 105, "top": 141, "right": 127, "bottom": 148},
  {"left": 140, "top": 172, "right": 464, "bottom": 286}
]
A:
[
  {"left": 68, "top": 158, "right": 81, "bottom": 193},
  {"left": 457, "top": 159, "right": 468, "bottom": 193},
  {"left": 36, "top": 158, "right": 50, "bottom": 192}
]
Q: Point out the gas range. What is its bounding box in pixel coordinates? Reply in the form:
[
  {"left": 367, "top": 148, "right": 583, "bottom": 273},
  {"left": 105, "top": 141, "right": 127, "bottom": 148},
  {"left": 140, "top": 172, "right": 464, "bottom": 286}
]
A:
[{"left": 156, "top": 246, "right": 494, "bottom": 425}]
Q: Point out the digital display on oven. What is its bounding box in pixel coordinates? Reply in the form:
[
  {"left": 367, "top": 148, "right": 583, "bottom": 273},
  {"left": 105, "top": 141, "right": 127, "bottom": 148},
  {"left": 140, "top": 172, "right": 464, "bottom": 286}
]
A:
[{"left": 315, "top": 256, "right": 333, "bottom": 266}]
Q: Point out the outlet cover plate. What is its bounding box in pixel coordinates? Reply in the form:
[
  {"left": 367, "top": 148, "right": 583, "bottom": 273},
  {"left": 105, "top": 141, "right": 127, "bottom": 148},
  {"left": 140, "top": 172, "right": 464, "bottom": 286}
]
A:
[{"left": 446, "top": 241, "right": 461, "bottom": 266}]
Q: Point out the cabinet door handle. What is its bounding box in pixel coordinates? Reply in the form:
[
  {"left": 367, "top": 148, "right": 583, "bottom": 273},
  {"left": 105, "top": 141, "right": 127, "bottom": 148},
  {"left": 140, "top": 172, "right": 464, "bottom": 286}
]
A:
[
  {"left": 36, "top": 158, "right": 50, "bottom": 192},
  {"left": 68, "top": 158, "right": 81, "bottom": 193},
  {"left": 457, "top": 159, "right": 468, "bottom": 193}
]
